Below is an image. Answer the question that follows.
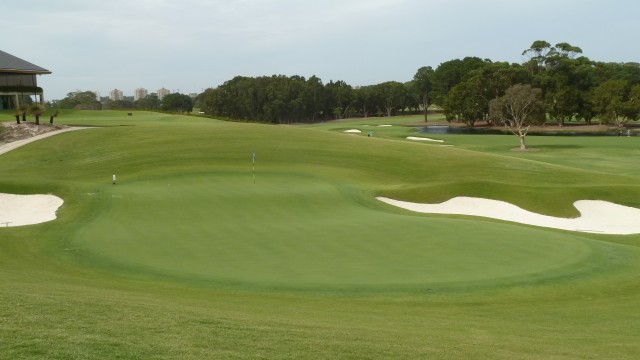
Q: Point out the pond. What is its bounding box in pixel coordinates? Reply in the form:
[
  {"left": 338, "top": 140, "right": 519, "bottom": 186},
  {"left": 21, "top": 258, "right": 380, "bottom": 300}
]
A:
[{"left": 419, "top": 125, "right": 635, "bottom": 137}]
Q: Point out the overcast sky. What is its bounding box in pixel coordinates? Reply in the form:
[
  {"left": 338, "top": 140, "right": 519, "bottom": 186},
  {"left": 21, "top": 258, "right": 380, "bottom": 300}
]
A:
[{"left": 4, "top": 0, "right": 639, "bottom": 100}]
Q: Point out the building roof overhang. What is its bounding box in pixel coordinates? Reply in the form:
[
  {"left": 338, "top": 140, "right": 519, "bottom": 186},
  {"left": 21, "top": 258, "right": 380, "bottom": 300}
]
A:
[{"left": 0, "top": 50, "right": 51, "bottom": 75}]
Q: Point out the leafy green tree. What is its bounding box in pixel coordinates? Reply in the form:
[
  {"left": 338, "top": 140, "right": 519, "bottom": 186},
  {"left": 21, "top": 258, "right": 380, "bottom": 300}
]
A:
[
  {"left": 532, "top": 44, "right": 584, "bottom": 126},
  {"left": 261, "top": 75, "right": 305, "bottom": 123},
  {"left": 431, "top": 57, "right": 488, "bottom": 106},
  {"left": 596, "top": 62, "right": 640, "bottom": 85},
  {"left": 58, "top": 91, "right": 101, "bottom": 110},
  {"left": 591, "top": 79, "right": 638, "bottom": 129},
  {"left": 302, "top": 75, "right": 325, "bottom": 121},
  {"left": 354, "top": 85, "right": 378, "bottom": 118},
  {"left": 443, "top": 62, "right": 530, "bottom": 126},
  {"left": 136, "top": 94, "right": 161, "bottom": 110},
  {"left": 198, "top": 88, "right": 221, "bottom": 116},
  {"left": 489, "top": 84, "right": 545, "bottom": 150},
  {"left": 161, "top": 93, "right": 193, "bottom": 113},
  {"left": 412, "top": 66, "right": 434, "bottom": 121},
  {"left": 372, "top": 81, "right": 409, "bottom": 117},
  {"left": 444, "top": 77, "right": 486, "bottom": 126},
  {"left": 554, "top": 42, "right": 583, "bottom": 59},
  {"left": 628, "top": 84, "right": 640, "bottom": 120},
  {"left": 217, "top": 76, "right": 258, "bottom": 120},
  {"left": 478, "top": 62, "right": 531, "bottom": 100},
  {"left": 570, "top": 57, "right": 601, "bottom": 124},
  {"left": 522, "top": 40, "right": 553, "bottom": 74},
  {"left": 324, "top": 80, "right": 354, "bottom": 119}
]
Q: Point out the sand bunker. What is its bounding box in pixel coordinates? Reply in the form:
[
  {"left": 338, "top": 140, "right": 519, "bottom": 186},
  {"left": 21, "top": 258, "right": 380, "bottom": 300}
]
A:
[
  {"left": 407, "top": 136, "right": 444, "bottom": 142},
  {"left": 343, "top": 129, "right": 362, "bottom": 133},
  {"left": 0, "top": 193, "right": 63, "bottom": 227},
  {"left": 377, "top": 196, "right": 640, "bottom": 235},
  {"left": 0, "top": 125, "right": 87, "bottom": 227}
]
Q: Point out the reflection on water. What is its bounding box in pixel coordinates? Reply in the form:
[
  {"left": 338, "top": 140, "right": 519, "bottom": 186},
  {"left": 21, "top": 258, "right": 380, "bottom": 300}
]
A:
[
  {"left": 420, "top": 126, "right": 635, "bottom": 137},
  {"left": 420, "top": 126, "right": 504, "bottom": 135}
]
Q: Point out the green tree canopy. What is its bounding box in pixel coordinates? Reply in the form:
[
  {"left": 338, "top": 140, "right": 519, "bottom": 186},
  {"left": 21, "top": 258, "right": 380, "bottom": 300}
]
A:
[
  {"left": 161, "top": 93, "right": 194, "bottom": 113},
  {"left": 590, "top": 79, "right": 640, "bottom": 128},
  {"left": 430, "top": 57, "right": 489, "bottom": 106},
  {"left": 57, "top": 91, "right": 101, "bottom": 110},
  {"left": 412, "top": 66, "right": 434, "bottom": 121},
  {"left": 136, "top": 94, "right": 161, "bottom": 110}
]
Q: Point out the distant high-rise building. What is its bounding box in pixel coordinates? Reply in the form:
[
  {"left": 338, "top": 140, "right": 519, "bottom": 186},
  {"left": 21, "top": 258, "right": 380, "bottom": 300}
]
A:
[
  {"left": 157, "top": 87, "right": 170, "bottom": 100},
  {"left": 134, "top": 88, "right": 148, "bottom": 101},
  {"left": 109, "top": 89, "right": 123, "bottom": 101}
]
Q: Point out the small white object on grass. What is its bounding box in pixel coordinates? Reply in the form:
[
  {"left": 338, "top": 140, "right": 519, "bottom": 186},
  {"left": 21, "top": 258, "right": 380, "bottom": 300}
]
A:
[{"left": 406, "top": 136, "right": 444, "bottom": 143}]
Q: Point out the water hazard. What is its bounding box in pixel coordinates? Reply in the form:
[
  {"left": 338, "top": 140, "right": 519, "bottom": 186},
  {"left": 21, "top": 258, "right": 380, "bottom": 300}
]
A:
[{"left": 420, "top": 125, "right": 635, "bottom": 137}]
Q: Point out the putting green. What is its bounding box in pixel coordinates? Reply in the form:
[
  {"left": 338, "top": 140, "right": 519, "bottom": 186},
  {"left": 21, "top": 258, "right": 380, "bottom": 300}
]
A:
[{"left": 70, "top": 172, "right": 599, "bottom": 291}]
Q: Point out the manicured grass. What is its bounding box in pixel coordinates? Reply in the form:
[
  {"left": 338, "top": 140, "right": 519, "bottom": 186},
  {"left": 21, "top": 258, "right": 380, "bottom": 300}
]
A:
[
  {"left": 70, "top": 173, "right": 603, "bottom": 291},
  {"left": 1, "top": 111, "right": 640, "bottom": 358}
]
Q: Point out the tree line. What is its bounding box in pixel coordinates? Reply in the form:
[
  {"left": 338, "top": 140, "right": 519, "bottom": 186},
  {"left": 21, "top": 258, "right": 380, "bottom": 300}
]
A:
[
  {"left": 53, "top": 91, "right": 194, "bottom": 113},
  {"left": 197, "top": 75, "right": 419, "bottom": 123},
  {"left": 196, "top": 40, "right": 640, "bottom": 127},
  {"left": 50, "top": 40, "right": 640, "bottom": 129}
]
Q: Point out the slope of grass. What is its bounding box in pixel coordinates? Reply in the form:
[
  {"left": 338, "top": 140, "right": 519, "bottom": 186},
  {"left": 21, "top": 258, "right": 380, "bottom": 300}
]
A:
[{"left": 1, "top": 111, "right": 640, "bottom": 358}]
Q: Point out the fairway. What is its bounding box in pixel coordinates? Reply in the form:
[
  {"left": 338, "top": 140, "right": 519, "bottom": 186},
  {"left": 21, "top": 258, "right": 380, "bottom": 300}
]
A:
[{"left": 2, "top": 111, "right": 640, "bottom": 358}]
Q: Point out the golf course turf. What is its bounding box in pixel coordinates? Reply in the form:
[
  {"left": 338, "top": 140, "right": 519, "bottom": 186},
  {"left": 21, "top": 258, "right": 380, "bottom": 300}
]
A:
[{"left": 1, "top": 111, "right": 640, "bottom": 358}]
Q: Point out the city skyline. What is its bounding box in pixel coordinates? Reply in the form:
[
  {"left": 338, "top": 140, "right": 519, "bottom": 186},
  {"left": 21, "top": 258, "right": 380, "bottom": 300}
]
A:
[{"left": 95, "top": 87, "right": 180, "bottom": 102}]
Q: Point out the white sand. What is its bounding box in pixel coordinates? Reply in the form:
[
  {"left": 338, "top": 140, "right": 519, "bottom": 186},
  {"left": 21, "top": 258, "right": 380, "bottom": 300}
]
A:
[
  {"left": 0, "top": 193, "right": 63, "bottom": 227},
  {"left": 343, "top": 129, "right": 362, "bottom": 133},
  {"left": 378, "top": 124, "right": 393, "bottom": 127},
  {"left": 377, "top": 196, "right": 640, "bottom": 235},
  {"left": 406, "top": 136, "right": 444, "bottom": 143},
  {"left": 0, "top": 126, "right": 88, "bottom": 227}
]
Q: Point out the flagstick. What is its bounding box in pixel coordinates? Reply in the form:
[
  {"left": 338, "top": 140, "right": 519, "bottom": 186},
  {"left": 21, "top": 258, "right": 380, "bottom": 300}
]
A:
[{"left": 252, "top": 152, "right": 256, "bottom": 184}]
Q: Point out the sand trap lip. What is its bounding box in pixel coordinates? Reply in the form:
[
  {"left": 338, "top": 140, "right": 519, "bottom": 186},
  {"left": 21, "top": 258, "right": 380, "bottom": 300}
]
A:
[
  {"left": 377, "top": 196, "right": 640, "bottom": 235},
  {"left": 0, "top": 193, "right": 64, "bottom": 227},
  {"left": 407, "top": 136, "right": 444, "bottom": 143}
]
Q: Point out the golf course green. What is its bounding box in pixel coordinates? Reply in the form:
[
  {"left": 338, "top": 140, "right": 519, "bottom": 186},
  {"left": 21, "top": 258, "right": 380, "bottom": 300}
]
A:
[{"left": 1, "top": 111, "right": 640, "bottom": 358}]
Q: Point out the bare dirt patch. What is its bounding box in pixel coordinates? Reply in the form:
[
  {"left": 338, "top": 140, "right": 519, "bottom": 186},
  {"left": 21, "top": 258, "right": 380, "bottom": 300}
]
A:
[{"left": 0, "top": 122, "right": 66, "bottom": 145}]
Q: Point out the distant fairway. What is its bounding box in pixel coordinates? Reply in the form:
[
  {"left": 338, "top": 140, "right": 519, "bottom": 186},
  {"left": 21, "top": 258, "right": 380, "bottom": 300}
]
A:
[{"left": 2, "top": 111, "right": 640, "bottom": 358}]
